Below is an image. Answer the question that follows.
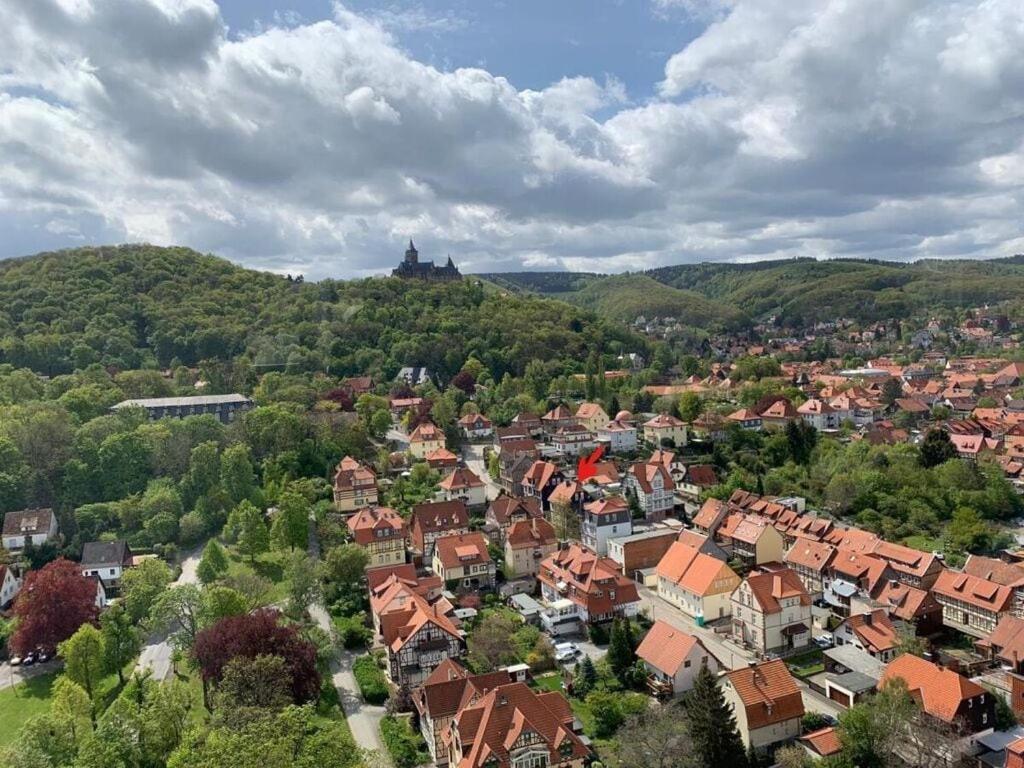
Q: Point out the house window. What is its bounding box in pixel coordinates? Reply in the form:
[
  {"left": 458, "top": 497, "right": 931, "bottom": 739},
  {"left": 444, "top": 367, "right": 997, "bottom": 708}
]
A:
[{"left": 684, "top": 660, "right": 691, "bottom": 668}]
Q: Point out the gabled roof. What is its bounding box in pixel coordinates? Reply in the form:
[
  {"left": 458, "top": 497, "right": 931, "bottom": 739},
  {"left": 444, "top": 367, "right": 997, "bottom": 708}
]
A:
[
  {"left": 414, "top": 659, "right": 512, "bottom": 721},
  {"left": 784, "top": 540, "right": 836, "bottom": 573},
  {"left": 800, "top": 727, "right": 842, "bottom": 757},
  {"left": 881, "top": 654, "right": 985, "bottom": 723},
  {"left": 412, "top": 500, "right": 470, "bottom": 534},
  {"left": 685, "top": 464, "right": 718, "bottom": 487},
  {"left": 440, "top": 467, "right": 485, "bottom": 491},
  {"left": 81, "top": 540, "right": 132, "bottom": 568},
  {"left": 575, "top": 402, "right": 607, "bottom": 420},
  {"left": 871, "top": 579, "right": 940, "bottom": 621},
  {"left": 869, "top": 541, "right": 938, "bottom": 580},
  {"left": 692, "top": 498, "right": 728, "bottom": 530},
  {"left": 506, "top": 518, "right": 557, "bottom": 549},
  {"left": 541, "top": 404, "right": 574, "bottom": 422},
  {"left": 434, "top": 532, "right": 491, "bottom": 571},
  {"left": 458, "top": 413, "right": 492, "bottom": 428},
  {"left": 725, "top": 660, "right": 804, "bottom": 730},
  {"left": 410, "top": 421, "right": 445, "bottom": 443},
  {"left": 635, "top": 620, "right": 705, "bottom": 676},
  {"left": 583, "top": 497, "right": 629, "bottom": 517},
  {"left": 963, "top": 554, "right": 1024, "bottom": 588},
  {"left": 798, "top": 398, "right": 834, "bottom": 415},
  {"left": 347, "top": 507, "right": 406, "bottom": 545},
  {"left": 932, "top": 568, "right": 1013, "bottom": 613},
  {"left": 840, "top": 610, "right": 898, "bottom": 654},
  {"left": 979, "top": 615, "right": 1024, "bottom": 666},
  {"left": 522, "top": 460, "right": 559, "bottom": 489},
  {"left": 628, "top": 461, "right": 674, "bottom": 493},
  {"left": 487, "top": 495, "right": 542, "bottom": 526},
  {"left": 538, "top": 544, "right": 639, "bottom": 615},
  {"left": 741, "top": 567, "right": 810, "bottom": 614},
  {"left": 2, "top": 508, "right": 55, "bottom": 537},
  {"left": 656, "top": 541, "right": 738, "bottom": 596},
  {"left": 451, "top": 682, "right": 590, "bottom": 768}
]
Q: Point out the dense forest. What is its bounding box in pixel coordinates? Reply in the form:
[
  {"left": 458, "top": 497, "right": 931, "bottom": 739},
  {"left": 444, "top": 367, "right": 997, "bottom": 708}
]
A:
[
  {"left": 0, "top": 245, "right": 644, "bottom": 381},
  {"left": 480, "top": 254, "right": 1024, "bottom": 326}
]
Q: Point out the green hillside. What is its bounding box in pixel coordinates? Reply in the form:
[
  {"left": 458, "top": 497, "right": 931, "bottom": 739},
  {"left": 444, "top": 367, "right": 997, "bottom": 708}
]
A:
[
  {"left": 480, "top": 256, "right": 1024, "bottom": 326},
  {"left": 0, "top": 245, "right": 641, "bottom": 380}
]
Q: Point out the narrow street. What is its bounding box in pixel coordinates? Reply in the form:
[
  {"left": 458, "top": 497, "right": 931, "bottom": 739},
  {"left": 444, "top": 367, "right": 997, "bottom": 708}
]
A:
[
  {"left": 307, "top": 512, "right": 388, "bottom": 758},
  {"left": 462, "top": 442, "right": 500, "bottom": 501},
  {"left": 135, "top": 543, "right": 204, "bottom": 681}
]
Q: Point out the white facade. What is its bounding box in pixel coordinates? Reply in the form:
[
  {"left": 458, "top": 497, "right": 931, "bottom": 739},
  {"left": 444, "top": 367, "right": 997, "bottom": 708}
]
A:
[
  {"left": 0, "top": 567, "right": 22, "bottom": 608},
  {"left": 596, "top": 422, "right": 637, "bottom": 453}
]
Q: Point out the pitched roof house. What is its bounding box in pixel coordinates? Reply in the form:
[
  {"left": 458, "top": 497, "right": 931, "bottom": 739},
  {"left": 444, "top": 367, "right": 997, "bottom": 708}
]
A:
[
  {"left": 722, "top": 659, "right": 805, "bottom": 752},
  {"left": 409, "top": 420, "right": 447, "bottom": 459},
  {"left": 332, "top": 456, "right": 378, "bottom": 512},
  {"left": 538, "top": 544, "right": 640, "bottom": 630},
  {"left": 433, "top": 532, "right": 495, "bottom": 590},
  {"left": 834, "top": 610, "right": 900, "bottom": 662},
  {"left": 504, "top": 518, "right": 558, "bottom": 578},
  {"left": 439, "top": 467, "right": 487, "bottom": 508},
  {"left": 2, "top": 508, "right": 59, "bottom": 551},
  {"left": 655, "top": 541, "right": 740, "bottom": 623},
  {"left": 932, "top": 568, "right": 1014, "bottom": 637},
  {"left": 411, "top": 500, "right": 471, "bottom": 558},
  {"left": 881, "top": 654, "right": 995, "bottom": 735},
  {"left": 635, "top": 619, "right": 721, "bottom": 697},
  {"left": 731, "top": 566, "right": 812, "bottom": 655},
  {"left": 444, "top": 682, "right": 592, "bottom": 768},
  {"left": 347, "top": 507, "right": 407, "bottom": 568}
]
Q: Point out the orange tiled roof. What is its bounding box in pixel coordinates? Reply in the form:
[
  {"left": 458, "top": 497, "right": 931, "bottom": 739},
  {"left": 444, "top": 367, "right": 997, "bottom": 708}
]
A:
[
  {"left": 726, "top": 660, "right": 804, "bottom": 730},
  {"left": 506, "top": 518, "right": 556, "bottom": 549},
  {"left": 881, "top": 654, "right": 984, "bottom": 723},
  {"left": 434, "top": 532, "right": 491, "bottom": 571},
  {"left": 656, "top": 541, "right": 738, "bottom": 596},
  {"left": 842, "top": 610, "right": 898, "bottom": 654},
  {"left": 743, "top": 567, "right": 810, "bottom": 614},
  {"left": 932, "top": 568, "right": 1013, "bottom": 613},
  {"left": 800, "top": 727, "right": 842, "bottom": 757},
  {"left": 346, "top": 507, "right": 405, "bottom": 546},
  {"left": 635, "top": 620, "right": 703, "bottom": 676}
]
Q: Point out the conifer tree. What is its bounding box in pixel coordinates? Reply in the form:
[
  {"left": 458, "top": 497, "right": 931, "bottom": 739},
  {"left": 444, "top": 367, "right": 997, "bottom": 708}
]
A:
[
  {"left": 683, "top": 665, "right": 748, "bottom": 768},
  {"left": 608, "top": 618, "right": 636, "bottom": 684},
  {"left": 197, "top": 540, "right": 229, "bottom": 585}
]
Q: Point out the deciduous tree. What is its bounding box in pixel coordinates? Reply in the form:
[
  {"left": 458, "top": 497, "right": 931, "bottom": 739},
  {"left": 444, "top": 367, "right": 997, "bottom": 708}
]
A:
[
  {"left": 197, "top": 539, "right": 230, "bottom": 585},
  {"left": 101, "top": 603, "right": 141, "bottom": 685},
  {"left": 11, "top": 558, "right": 99, "bottom": 655}
]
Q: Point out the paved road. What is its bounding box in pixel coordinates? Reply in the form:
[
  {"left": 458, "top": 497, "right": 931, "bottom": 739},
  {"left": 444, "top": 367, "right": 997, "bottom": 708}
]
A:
[
  {"left": 135, "top": 545, "right": 203, "bottom": 681},
  {"left": 0, "top": 658, "right": 60, "bottom": 691},
  {"left": 462, "top": 443, "right": 501, "bottom": 501},
  {"left": 309, "top": 603, "right": 387, "bottom": 755},
  {"left": 635, "top": 585, "right": 839, "bottom": 717}
]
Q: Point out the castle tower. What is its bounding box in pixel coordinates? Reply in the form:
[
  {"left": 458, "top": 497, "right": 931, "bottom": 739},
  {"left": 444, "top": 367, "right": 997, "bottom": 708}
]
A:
[{"left": 405, "top": 239, "right": 419, "bottom": 265}]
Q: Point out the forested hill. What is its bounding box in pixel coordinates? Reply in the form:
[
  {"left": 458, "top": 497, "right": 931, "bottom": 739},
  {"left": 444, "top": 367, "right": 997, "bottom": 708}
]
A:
[
  {"left": 0, "top": 245, "right": 642, "bottom": 379},
  {"left": 478, "top": 255, "right": 1024, "bottom": 326}
]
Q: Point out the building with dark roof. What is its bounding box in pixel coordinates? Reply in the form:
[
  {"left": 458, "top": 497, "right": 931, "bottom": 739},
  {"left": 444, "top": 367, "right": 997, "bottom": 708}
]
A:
[
  {"left": 81, "top": 540, "right": 133, "bottom": 591},
  {"left": 110, "top": 393, "right": 252, "bottom": 423},
  {"left": 392, "top": 240, "right": 461, "bottom": 281}
]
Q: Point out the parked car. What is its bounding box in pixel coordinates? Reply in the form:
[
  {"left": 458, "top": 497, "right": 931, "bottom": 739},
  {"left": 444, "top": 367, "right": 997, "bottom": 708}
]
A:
[
  {"left": 554, "top": 642, "right": 581, "bottom": 664},
  {"left": 35, "top": 649, "right": 50, "bottom": 663},
  {"left": 8, "top": 656, "right": 22, "bottom": 667},
  {"left": 813, "top": 634, "right": 833, "bottom": 649},
  {"left": 22, "top": 652, "right": 36, "bottom": 666}
]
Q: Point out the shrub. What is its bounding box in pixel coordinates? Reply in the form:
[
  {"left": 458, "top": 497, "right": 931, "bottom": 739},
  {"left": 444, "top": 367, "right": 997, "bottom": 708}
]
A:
[
  {"left": 334, "top": 613, "right": 373, "bottom": 650},
  {"left": 588, "top": 622, "right": 609, "bottom": 645},
  {"left": 380, "top": 715, "right": 431, "bottom": 768},
  {"left": 353, "top": 654, "right": 389, "bottom": 705}
]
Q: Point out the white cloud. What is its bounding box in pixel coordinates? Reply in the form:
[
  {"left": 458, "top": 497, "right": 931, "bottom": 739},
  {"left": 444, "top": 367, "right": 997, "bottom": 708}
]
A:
[{"left": 0, "top": 0, "right": 1023, "bottom": 278}]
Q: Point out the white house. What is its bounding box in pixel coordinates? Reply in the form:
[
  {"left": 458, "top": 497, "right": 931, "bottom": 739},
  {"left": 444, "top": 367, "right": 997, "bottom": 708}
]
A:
[
  {"left": 2, "top": 508, "right": 59, "bottom": 551},
  {"left": 797, "top": 399, "right": 840, "bottom": 431},
  {"left": 624, "top": 461, "right": 675, "bottom": 522},
  {"left": 580, "top": 497, "right": 632, "bottom": 557},
  {"left": 0, "top": 564, "right": 23, "bottom": 609},
  {"left": 636, "top": 620, "right": 720, "bottom": 697},
  {"left": 596, "top": 419, "right": 638, "bottom": 453},
  {"left": 833, "top": 610, "right": 901, "bottom": 662},
  {"left": 730, "top": 566, "right": 812, "bottom": 655},
  {"left": 80, "top": 540, "right": 134, "bottom": 592},
  {"left": 438, "top": 467, "right": 488, "bottom": 509},
  {"left": 457, "top": 413, "right": 493, "bottom": 440}
]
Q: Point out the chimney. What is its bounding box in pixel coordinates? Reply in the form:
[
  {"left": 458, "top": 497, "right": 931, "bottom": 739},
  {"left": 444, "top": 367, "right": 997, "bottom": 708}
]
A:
[{"left": 864, "top": 612, "right": 872, "bottom": 627}]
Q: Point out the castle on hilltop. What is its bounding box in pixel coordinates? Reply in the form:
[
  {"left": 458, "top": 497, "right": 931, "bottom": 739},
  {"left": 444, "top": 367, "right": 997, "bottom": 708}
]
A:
[{"left": 392, "top": 240, "right": 461, "bottom": 281}]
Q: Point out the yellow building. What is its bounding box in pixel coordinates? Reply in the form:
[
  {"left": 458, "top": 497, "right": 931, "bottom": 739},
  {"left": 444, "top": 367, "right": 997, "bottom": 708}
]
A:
[
  {"left": 347, "top": 507, "right": 407, "bottom": 568},
  {"left": 409, "top": 421, "right": 446, "bottom": 459}
]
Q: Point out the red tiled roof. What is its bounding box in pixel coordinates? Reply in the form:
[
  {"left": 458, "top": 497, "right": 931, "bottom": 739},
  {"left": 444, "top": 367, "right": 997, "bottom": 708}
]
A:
[
  {"left": 744, "top": 567, "right": 810, "bottom": 614},
  {"left": 506, "top": 518, "right": 556, "bottom": 549},
  {"left": 881, "top": 654, "right": 985, "bottom": 723},
  {"left": 656, "top": 541, "right": 738, "bottom": 596},
  {"left": 979, "top": 615, "right": 1024, "bottom": 666},
  {"left": 346, "top": 507, "right": 405, "bottom": 546},
  {"left": 963, "top": 554, "right": 1024, "bottom": 588},
  {"left": 451, "top": 682, "right": 591, "bottom": 768},
  {"left": 487, "top": 496, "right": 542, "bottom": 526},
  {"left": 932, "top": 568, "right": 1013, "bottom": 613},
  {"left": 434, "top": 533, "right": 491, "bottom": 571},
  {"left": 725, "top": 660, "right": 804, "bottom": 730},
  {"left": 440, "top": 467, "right": 484, "bottom": 491},
  {"left": 800, "top": 727, "right": 842, "bottom": 757},
  {"left": 644, "top": 412, "right": 686, "bottom": 428},
  {"left": 635, "top": 620, "right": 704, "bottom": 676},
  {"left": 692, "top": 498, "right": 727, "bottom": 530},
  {"left": 841, "top": 610, "right": 898, "bottom": 654},
  {"left": 872, "top": 580, "right": 940, "bottom": 622},
  {"left": 784, "top": 540, "right": 836, "bottom": 573},
  {"left": 410, "top": 421, "right": 445, "bottom": 443},
  {"left": 538, "top": 544, "right": 639, "bottom": 617},
  {"left": 685, "top": 464, "right": 718, "bottom": 487}
]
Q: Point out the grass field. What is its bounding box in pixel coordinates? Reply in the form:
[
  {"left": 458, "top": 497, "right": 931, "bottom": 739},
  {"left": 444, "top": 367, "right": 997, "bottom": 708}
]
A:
[
  {"left": 903, "top": 535, "right": 943, "bottom": 554},
  {"left": 224, "top": 548, "right": 293, "bottom": 604},
  {"left": 0, "top": 672, "right": 58, "bottom": 746}
]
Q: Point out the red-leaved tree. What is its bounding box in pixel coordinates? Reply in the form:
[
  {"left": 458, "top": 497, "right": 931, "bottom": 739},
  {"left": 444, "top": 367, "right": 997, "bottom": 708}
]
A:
[
  {"left": 451, "top": 370, "right": 476, "bottom": 395},
  {"left": 11, "top": 558, "right": 99, "bottom": 655},
  {"left": 193, "top": 609, "right": 320, "bottom": 704}
]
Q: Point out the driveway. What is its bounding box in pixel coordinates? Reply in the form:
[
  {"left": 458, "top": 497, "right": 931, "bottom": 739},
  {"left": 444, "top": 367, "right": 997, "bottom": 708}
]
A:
[
  {"left": 135, "top": 544, "right": 203, "bottom": 681},
  {"left": 308, "top": 603, "right": 387, "bottom": 755},
  {"left": 462, "top": 443, "right": 501, "bottom": 502}
]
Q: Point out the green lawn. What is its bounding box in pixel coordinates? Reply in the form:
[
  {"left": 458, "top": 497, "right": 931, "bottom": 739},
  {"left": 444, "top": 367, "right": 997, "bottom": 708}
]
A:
[
  {"left": 224, "top": 548, "right": 293, "bottom": 604},
  {"left": 903, "top": 535, "right": 943, "bottom": 554},
  {"left": 0, "top": 672, "right": 59, "bottom": 746}
]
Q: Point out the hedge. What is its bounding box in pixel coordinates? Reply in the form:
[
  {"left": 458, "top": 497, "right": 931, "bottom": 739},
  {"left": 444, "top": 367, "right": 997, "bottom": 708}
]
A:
[{"left": 352, "top": 654, "right": 388, "bottom": 705}]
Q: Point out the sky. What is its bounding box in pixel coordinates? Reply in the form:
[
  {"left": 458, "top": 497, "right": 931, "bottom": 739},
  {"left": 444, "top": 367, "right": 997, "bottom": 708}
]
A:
[{"left": 2, "top": 0, "right": 1023, "bottom": 279}]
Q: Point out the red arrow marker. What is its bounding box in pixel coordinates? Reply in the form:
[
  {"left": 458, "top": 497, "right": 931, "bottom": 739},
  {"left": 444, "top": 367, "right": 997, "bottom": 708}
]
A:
[{"left": 577, "top": 445, "right": 606, "bottom": 482}]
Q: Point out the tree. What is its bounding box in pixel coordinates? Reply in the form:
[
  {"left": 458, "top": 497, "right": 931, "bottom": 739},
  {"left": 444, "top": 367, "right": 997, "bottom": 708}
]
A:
[
  {"left": 101, "top": 603, "right": 141, "bottom": 685},
  {"left": 837, "top": 678, "right": 916, "bottom": 768},
  {"left": 775, "top": 744, "right": 813, "bottom": 768},
  {"left": 120, "top": 557, "right": 173, "bottom": 624},
  {"left": 586, "top": 690, "right": 648, "bottom": 738},
  {"left": 467, "top": 611, "right": 521, "bottom": 672},
  {"left": 166, "top": 704, "right": 360, "bottom": 768},
  {"left": 683, "top": 665, "right": 747, "bottom": 768},
  {"left": 197, "top": 539, "right": 230, "bottom": 585},
  {"left": 678, "top": 391, "right": 703, "bottom": 423},
  {"left": 230, "top": 500, "right": 270, "bottom": 563},
  {"left": 323, "top": 543, "right": 369, "bottom": 591},
  {"left": 920, "top": 429, "right": 957, "bottom": 469},
  {"left": 59, "top": 624, "right": 106, "bottom": 719},
  {"left": 606, "top": 705, "right": 698, "bottom": 768},
  {"left": 217, "top": 654, "right": 294, "bottom": 714},
  {"left": 51, "top": 676, "right": 93, "bottom": 744},
  {"left": 192, "top": 609, "right": 320, "bottom": 706},
  {"left": 149, "top": 584, "right": 205, "bottom": 651},
  {"left": 608, "top": 618, "right": 637, "bottom": 684},
  {"left": 285, "top": 551, "right": 322, "bottom": 618},
  {"left": 10, "top": 559, "right": 99, "bottom": 655},
  {"left": 574, "top": 655, "right": 598, "bottom": 698},
  {"left": 880, "top": 377, "right": 903, "bottom": 406},
  {"left": 220, "top": 444, "right": 258, "bottom": 506},
  {"left": 271, "top": 491, "right": 310, "bottom": 551},
  {"left": 201, "top": 586, "right": 250, "bottom": 626}
]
